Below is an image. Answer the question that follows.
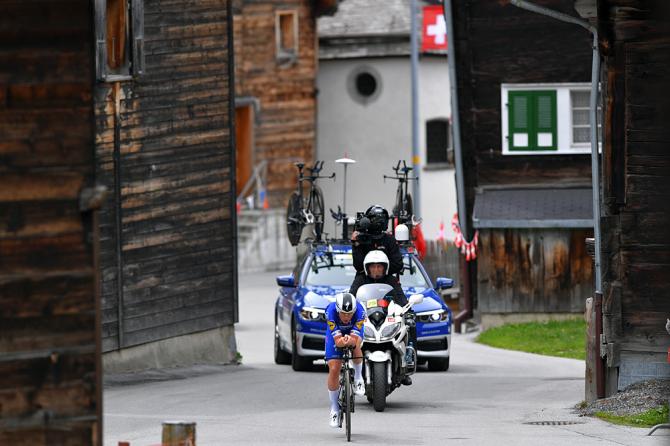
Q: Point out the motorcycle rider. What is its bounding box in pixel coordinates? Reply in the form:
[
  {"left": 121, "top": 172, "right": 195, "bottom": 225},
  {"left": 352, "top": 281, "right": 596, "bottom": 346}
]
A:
[
  {"left": 325, "top": 292, "right": 366, "bottom": 428},
  {"left": 350, "top": 250, "right": 407, "bottom": 306},
  {"left": 350, "top": 205, "right": 403, "bottom": 291},
  {"left": 351, "top": 250, "right": 417, "bottom": 386}
]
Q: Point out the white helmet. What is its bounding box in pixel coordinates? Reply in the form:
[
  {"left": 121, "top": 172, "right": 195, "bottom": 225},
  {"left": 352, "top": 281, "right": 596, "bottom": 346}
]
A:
[
  {"left": 336, "top": 292, "right": 356, "bottom": 314},
  {"left": 363, "top": 250, "right": 389, "bottom": 276},
  {"left": 395, "top": 224, "right": 410, "bottom": 242}
]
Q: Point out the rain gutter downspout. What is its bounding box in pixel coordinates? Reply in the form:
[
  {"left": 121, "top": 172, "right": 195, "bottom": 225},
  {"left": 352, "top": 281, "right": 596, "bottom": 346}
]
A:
[
  {"left": 442, "top": 0, "right": 472, "bottom": 330},
  {"left": 510, "top": 0, "right": 604, "bottom": 398}
]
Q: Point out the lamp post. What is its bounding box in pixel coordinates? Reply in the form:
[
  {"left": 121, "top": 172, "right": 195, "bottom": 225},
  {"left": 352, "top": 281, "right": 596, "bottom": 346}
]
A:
[{"left": 336, "top": 155, "right": 356, "bottom": 238}]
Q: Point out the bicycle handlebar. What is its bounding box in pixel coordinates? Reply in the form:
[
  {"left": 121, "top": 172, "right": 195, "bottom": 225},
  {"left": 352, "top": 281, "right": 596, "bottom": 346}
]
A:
[
  {"left": 383, "top": 174, "right": 418, "bottom": 182},
  {"left": 294, "top": 160, "right": 335, "bottom": 182}
]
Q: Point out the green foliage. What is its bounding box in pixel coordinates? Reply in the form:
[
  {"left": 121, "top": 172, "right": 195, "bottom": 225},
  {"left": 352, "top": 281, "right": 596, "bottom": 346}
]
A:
[
  {"left": 476, "top": 319, "right": 586, "bottom": 360},
  {"left": 595, "top": 404, "right": 669, "bottom": 428}
]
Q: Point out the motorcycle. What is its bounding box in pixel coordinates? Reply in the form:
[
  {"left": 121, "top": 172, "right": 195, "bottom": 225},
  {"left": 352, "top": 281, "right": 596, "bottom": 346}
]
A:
[{"left": 355, "top": 283, "right": 423, "bottom": 412}]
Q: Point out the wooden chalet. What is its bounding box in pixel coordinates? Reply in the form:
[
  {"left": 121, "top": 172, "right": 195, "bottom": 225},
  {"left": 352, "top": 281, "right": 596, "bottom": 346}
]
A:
[
  {"left": 1, "top": 1, "right": 237, "bottom": 440},
  {"left": 451, "top": 0, "right": 595, "bottom": 327},
  {"left": 95, "top": 0, "right": 238, "bottom": 371},
  {"left": 1, "top": 1, "right": 101, "bottom": 443},
  {"left": 594, "top": 0, "right": 670, "bottom": 392},
  {"left": 233, "top": 0, "right": 339, "bottom": 208}
]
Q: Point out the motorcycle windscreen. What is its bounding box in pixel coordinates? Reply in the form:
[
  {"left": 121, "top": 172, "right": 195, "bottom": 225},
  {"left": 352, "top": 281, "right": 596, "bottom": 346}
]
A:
[{"left": 355, "top": 283, "right": 393, "bottom": 302}]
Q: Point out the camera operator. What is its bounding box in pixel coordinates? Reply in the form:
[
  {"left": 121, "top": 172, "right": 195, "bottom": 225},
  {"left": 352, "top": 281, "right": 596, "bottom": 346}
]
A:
[{"left": 349, "top": 205, "right": 403, "bottom": 296}]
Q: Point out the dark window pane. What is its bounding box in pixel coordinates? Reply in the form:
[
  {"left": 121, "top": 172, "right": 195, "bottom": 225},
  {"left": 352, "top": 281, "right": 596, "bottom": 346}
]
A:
[{"left": 426, "top": 118, "right": 449, "bottom": 164}]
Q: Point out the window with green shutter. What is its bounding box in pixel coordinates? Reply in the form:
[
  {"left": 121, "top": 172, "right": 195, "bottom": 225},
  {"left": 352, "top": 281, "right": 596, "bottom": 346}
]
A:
[{"left": 508, "top": 90, "right": 557, "bottom": 151}]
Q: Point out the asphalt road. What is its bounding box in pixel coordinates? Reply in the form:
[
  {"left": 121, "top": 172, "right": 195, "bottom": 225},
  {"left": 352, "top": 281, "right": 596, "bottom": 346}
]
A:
[{"left": 104, "top": 271, "right": 668, "bottom": 445}]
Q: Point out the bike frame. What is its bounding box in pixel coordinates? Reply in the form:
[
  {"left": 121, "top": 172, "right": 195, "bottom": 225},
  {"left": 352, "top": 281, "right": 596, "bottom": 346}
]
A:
[
  {"left": 337, "top": 346, "right": 362, "bottom": 442},
  {"left": 384, "top": 160, "right": 418, "bottom": 225},
  {"left": 293, "top": 161, "right": 334, "bottom": 224}
]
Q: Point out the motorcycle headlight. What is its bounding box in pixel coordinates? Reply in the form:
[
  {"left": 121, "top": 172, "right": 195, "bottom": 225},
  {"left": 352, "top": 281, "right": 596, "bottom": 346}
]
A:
[
  {"left": 364, "top": 326, "right": 376, "bottom": 340},
  {"left": 299, "top": 307, "right": 325, "bottom": 321},
  {"left": 381, "top": 322, "right": 401, "bottom": 338}
]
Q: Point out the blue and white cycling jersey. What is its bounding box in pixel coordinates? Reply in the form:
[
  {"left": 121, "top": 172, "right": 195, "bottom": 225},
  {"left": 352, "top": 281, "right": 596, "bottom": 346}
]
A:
[
  {"left": 324, "top": 301, "right": 366, "bottom": 360},
  {"left": 325, "top": 301, "right": 366, "bottom": 338}
]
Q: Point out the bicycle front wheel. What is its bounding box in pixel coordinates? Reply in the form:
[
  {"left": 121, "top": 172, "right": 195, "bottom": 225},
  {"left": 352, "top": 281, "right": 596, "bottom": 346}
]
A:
[
  {"left": 344, "top": 366, "right": 352, "bottom": 441},
  {"left": 286, "top": 191, "right": 303, "bottom": 246}
]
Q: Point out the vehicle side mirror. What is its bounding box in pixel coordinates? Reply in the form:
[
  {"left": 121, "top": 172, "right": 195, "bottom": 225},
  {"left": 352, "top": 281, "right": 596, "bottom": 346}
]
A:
[
  {"left": 408, "top": 294, "right": 423, "bottom": 306},
  {"left": 435, "top": 277, "right": 454, "bottom": 290},
  {"left": 276, "top": 275, "right": 296, "bottom": 287}
]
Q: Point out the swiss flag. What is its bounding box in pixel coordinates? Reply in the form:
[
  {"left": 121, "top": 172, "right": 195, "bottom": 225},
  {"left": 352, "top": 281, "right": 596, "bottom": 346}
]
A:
[{"left": 422, "top": 5, "right": 448, "bottom": 51}]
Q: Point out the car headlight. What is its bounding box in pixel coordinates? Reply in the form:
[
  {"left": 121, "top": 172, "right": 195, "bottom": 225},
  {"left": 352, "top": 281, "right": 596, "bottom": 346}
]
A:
[
  {"left": 364, "top": 326, "right": 376, "bottom": 340},
  {"left": 381, "top": 322, "right": 401, "bottom": 338},
  {"left": 299, "top": 307, "right": 325, "bottom": 321},
  {"left": 417, "top": 310, "right": 449, "bottom": 323}
]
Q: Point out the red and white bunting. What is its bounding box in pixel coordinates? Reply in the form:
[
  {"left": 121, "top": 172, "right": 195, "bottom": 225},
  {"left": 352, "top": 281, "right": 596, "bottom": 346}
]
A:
[{"left": 451, "top": 213, "right": 479, "bottom": 262}]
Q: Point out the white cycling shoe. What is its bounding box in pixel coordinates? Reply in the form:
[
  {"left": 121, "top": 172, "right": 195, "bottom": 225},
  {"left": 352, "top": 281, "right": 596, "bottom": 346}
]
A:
[
  {"left": 329, "top": 409, "right": 340, "bottom": 428},
  {"left": 354, "top": 379, "right": 365, "bottom": 396}
]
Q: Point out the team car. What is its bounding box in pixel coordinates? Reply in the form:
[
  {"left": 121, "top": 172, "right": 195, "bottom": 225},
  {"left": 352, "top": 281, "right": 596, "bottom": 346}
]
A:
[{"left": 273, "top": 242, "right": 454, "bottom": 371}]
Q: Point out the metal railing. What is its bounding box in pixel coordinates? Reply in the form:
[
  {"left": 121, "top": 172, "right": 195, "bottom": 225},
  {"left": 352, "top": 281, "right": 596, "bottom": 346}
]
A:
[{"left": 236, "top": 160, "right": 268, "bottom": 211}]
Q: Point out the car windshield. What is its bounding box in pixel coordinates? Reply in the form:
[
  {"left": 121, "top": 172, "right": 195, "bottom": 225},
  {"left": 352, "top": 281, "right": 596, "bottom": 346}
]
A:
[
  {"left": 398, "top": 256, "right": 430, "bottom": 288},
  {"left": 303, "top": 253, "right": 356, "bottom": 287}
]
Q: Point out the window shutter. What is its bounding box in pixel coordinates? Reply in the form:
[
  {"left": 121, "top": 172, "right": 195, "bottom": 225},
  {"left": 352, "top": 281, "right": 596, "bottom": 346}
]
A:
[
  {"left": 95, "top": 0, "right": 108, "bottom": 80},
  {"left": 132, "top": 0, "right": 145, "bottom": 76},
  {"left": 534, "top": 90, "right": 557, "bottom": 150},
  {"left": 508, "top": 91, "right": 531, "bottom": 150}
]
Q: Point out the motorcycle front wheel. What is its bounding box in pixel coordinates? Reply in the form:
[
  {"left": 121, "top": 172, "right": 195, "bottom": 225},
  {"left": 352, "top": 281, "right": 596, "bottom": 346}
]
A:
[{"left": 372, "top": 362, "right": 387, "bottom": 412}]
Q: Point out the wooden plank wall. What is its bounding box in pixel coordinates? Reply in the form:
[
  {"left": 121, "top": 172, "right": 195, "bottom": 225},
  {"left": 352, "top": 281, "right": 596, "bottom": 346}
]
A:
[
  {"left": 233, "top": 0, "right": 317, "bottom": 208},
  {"left": 599, "top": 1, "right": 670, "bottom": 363},
  {"left": 477, "top": 229, "right": 593, "bottom": 313},
  {"left": 97, "top": 0, "right": 237, "bottom": 352},
  {"left": 0, "top": 0, "right": 100, "bottom": 443}
]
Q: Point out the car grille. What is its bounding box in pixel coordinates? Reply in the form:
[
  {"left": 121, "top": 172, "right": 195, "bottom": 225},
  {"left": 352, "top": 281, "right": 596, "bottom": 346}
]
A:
[
  {"left": 302, "top": 336, "right": 325, "bottom": 351},
  {"left": 417, "top": 338, "right": 448, "bottom": 351}
]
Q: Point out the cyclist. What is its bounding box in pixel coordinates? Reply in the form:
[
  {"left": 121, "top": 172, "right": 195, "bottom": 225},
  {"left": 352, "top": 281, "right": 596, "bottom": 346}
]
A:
[
  {"left": 325, "top": 292, "right": 366, "bottom": 428},
  {"left": 350, "top": 205, "right": 403, "bottom": 293},
  {"left": 351, "top": 250, "right": 417, "bottom": 386}
]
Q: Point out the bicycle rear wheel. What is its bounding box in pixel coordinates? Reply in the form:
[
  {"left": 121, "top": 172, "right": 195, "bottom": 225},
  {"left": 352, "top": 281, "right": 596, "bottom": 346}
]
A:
[
  {"left": 286, "top": 191, "right": 303, "bottom": 246},
  {"left": 309, "top": 185, "right": 325, "bottom": 242},
  {"left": 344, "top": 366, "right": 352, "bottom": 441}
]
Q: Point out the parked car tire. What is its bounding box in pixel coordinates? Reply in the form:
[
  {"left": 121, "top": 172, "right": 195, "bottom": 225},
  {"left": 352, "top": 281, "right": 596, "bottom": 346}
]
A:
[
  {"left": 428, "top": 357, "right": 449, "bottom": 372},
  {"left": 274, "top": 312, "right": 291, "bottom": 365},
  {"left": 291, "top": 319, "right": 312, "bottom": 371}
]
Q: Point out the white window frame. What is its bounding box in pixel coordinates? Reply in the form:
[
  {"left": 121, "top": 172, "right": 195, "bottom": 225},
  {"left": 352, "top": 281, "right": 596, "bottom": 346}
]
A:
[{"left": 501, "top": 83, "right": 595, "bottom": 155}]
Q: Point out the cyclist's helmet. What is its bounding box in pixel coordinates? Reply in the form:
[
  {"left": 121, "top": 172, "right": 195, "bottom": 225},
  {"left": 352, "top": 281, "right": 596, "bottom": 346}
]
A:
[
  {"left": 363, "top": 250, "right": 389, "bottom": 277},
  {"left": 336, "top": 292, "right": 356, "bottom": 314},
  {"left": 364, "top": 205, "right": 389, "bottom": 233}
]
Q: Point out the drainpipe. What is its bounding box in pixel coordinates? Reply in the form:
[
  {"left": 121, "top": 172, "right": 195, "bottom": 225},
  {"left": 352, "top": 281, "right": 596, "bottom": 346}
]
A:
[
  {"left": 510, "top": 0, "right": 604, "bottom": 396},
  {"left": 410, "top": 0, "right": 421, "bottom": 218},
  {"left": 442, "top": 0, "right": 472, "bottom": 331}
]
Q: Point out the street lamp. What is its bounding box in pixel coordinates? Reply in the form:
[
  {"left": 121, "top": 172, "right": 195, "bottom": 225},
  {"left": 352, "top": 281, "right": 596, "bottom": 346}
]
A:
[{"left": 335, "top": 155, "right": 356, "bottom": 239}]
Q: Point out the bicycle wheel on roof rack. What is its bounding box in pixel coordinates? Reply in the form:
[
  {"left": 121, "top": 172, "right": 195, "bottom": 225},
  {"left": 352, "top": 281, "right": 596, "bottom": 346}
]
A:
[
  {"left": 286, "top": 191, "right": 303, "bottom": 246},
  {"left": 309, "top": 185, "right": 325, "bottom": 242}
]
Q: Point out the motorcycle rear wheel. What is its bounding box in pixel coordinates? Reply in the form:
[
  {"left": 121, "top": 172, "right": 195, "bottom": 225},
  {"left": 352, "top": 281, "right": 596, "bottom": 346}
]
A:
[{"left": 372, "top": 362, "right": 387, "bottom": 412}]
